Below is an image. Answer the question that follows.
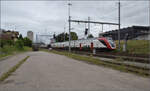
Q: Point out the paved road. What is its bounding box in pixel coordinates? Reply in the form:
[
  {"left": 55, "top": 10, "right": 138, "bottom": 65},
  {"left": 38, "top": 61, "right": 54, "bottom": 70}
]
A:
[{"left": 0, "top": 51, "right": 150, "bottom": 91}]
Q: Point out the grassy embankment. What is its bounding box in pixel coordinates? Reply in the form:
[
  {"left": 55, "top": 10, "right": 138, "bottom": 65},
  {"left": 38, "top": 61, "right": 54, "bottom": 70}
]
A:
[
  {"left": 0, "top": 56, "right": 29, "bottom": 82},
  {"left": 114, "top": 40, "right": 150, "bottom": 55},
  {"left": 0, "top": 46, "right": 32, "bottom": 59},
  {"left": 42, "top": 49, "right": 149, "bottom": 77}
]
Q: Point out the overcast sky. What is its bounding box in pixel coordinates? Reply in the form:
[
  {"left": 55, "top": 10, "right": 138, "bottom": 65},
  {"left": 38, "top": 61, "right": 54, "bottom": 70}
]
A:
[{"left": 1, "top": 0, "right": 149, "bottom": 43}]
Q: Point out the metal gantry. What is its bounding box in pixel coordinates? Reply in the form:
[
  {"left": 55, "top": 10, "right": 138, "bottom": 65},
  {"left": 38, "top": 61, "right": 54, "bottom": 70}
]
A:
[
  {"left": 68, "top": 19, "right": 119, "bottom": 52},
  {"left": 67, "top": 0, "right": 121, "bottom": 52},
  {"left": 70, "top": 20, "right": 119, "bottom": 25}
]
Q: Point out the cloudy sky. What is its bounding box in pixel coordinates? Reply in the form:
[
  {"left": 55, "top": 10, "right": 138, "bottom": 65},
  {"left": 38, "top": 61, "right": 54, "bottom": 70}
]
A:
[{"left": 1, "top": 0, "right": 149, "bottom": 43}]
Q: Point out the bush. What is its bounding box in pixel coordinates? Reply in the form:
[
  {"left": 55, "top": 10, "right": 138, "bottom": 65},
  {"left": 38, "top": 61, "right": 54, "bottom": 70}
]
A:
[
  {"left": 0, "top": 39, "right": 14, "bottom": 48},
  {"left": 23, "top": 37, "right": 32, "bottom": 47},
  {"left": 15, "top": 40, "right": 24, "bottom": 50},
  {"left": 0, "top": 45, "right": 15, "bottom": 54}
]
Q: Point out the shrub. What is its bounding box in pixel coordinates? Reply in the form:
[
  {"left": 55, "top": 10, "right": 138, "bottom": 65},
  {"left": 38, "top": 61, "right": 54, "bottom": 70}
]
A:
[
  {"left": 0, "top": 39, "right": 14, "bottom": 48},
  {"left": 23, "top": 37, "right": 32, "bottom": 47},
  {"left": 15, "top": 40, "right": 24, "bottom": 50},
  {"left": 0, "top": 45, "right": 14, "bottom": 54}
]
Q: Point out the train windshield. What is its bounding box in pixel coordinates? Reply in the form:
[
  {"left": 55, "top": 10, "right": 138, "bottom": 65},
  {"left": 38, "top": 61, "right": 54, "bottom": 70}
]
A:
[{"left": 106, "top": 37, "right": 115, "bottom": 47}]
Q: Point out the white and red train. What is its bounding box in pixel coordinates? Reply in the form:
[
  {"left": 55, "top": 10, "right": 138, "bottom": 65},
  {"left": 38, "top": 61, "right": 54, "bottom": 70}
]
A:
[{"left": 51, "top": 37, "right": 116, "bottom": 51}]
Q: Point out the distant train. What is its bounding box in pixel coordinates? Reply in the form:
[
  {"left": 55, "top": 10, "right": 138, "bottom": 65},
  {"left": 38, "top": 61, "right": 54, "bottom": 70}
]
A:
[{"left": 51, "top": 37, "right": 116, "bottom": 51}]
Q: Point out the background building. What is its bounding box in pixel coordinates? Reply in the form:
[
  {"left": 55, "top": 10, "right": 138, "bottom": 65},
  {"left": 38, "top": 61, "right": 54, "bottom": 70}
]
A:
[
  {"left": 27, "top": 31, "right": 33, "bottom": 41},
  {"left": 0, "top": 29, "right": 19, "bottom": 41},
  {"left": 99, "top": 26, "right": 150, "bottom": 40}
]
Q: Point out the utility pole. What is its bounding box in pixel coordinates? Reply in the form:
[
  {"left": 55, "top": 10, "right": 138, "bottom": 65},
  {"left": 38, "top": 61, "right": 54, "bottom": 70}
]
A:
[
  {"left": 102, "top": 24, "right": 103, "bottom": 33},
  {"left": 68, "top": 2, "right": 72, "bottom": 52},
  {"left": 88, "top": 17, "right": 90, "bottom": 36},
  {"left": 36, "top": 34, "right": 38, "bottom": 43},
  {"left": 64, "top": 27, "right": 66, "bottom": 42},
  {"left": 118, "top": 0, "right": 121, "bottom": 50}
]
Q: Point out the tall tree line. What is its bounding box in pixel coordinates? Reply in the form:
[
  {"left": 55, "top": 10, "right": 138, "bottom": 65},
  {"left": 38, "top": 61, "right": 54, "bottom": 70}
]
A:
[{"left": 54, "top": 32, "right": 78, "bottom": 42}]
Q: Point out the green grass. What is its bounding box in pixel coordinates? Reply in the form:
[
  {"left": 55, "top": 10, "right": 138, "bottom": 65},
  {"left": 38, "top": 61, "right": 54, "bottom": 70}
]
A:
[
  {"left": 42, "top": 49, "right": 150, "bottom": 77},
  {"left": 0, "top": 56, "right": 30, "bottom": 82},
  {"left": 115, "top": 40, "right": 150, "bottom": 55},
  {"left": 0, "top": 46, "right": 32, "bottom": 59}
]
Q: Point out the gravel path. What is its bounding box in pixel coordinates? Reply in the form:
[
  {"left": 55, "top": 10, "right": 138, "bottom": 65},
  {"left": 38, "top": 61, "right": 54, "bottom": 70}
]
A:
[{"left": 0, "top": 51, "right": 149, "bottom": 91}]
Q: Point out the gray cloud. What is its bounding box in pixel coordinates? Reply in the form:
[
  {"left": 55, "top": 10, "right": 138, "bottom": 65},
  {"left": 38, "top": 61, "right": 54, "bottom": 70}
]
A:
[{"left": 1, "top": 0, "right": 149, "bottom": 42}]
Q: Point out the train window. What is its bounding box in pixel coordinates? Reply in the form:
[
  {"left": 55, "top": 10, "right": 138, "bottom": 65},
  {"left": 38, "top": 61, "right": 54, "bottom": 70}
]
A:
[
  {"left": 106, "top": 37, "right": 113, "bottom": 40},
  {"left": 108, "top": 40, "right": 115, "bottom": 47}
]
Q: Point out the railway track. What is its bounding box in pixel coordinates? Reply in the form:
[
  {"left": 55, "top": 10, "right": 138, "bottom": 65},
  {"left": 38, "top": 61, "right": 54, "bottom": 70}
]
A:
[
  {"left": 75, "top": 51, "right": 149, "bottom": 69},
  {"left": 54, "top": 49, "right": 149, "bottom": 63},
  {"left": 54, "top": 49, "right": 149, "bottom": 67},
  {"left": 88, "top": 52, "right": 149, "bottom": 63},
  {"left": 48, "top": 49, "right": 150, "bottom": 76}
]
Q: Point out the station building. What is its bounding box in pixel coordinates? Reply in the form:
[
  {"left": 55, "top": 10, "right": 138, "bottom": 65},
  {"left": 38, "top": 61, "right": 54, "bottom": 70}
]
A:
[
  {"left": 99, "top": 26, "right": 150, "bottom": 40},
  {"left": 0, "top": 29, "right": 19, "bottom": 41}
]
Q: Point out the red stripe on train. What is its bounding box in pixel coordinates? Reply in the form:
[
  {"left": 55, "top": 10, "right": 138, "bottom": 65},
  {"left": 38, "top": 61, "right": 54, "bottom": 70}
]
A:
[{"left": 98, "top": 37, "right": 112, "bottom": 50}]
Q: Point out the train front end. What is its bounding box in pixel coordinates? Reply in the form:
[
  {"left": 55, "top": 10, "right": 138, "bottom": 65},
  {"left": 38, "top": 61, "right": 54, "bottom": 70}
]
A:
[{"left": 98, "top": 37, "right": 116, "bottom": 50}]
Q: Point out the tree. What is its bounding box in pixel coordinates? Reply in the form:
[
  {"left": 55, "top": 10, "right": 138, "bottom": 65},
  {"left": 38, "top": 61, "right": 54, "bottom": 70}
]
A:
[
  {"left": 87, "top": 34, "right": 94, "bottom": 38},
  {"left": 23, "top": 37, "right": 32, "bottom": 47},
  {"left": 55, "top": 33, "right": 65, "bottom": 42},
  {"left": 55, "top": 32, "right": 78, "bottom": 42},
  {"left": 64, "top": 33, "right": 69, "bottom": 41},
  {"left": 18, "top": 34, "right": 23, "bottom": 40},
  {"left": 0, "top": 39, "right": 14, "bottom": 48},
  {"left": 53, "top": 34, "right": 56, "bottom": 39},
  {"left": 70, "top": 32, "right": 78, "bottom": 40}
]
